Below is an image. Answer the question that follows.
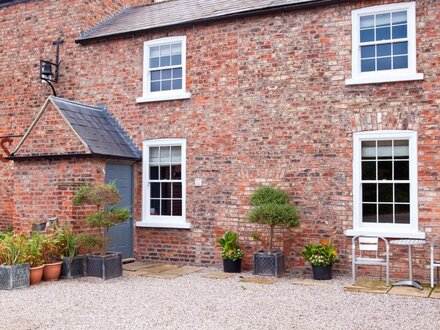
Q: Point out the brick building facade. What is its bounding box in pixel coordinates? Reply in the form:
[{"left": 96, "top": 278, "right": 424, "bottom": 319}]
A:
[{"left": 1, "top": 0, "right": 439, "bottom": 280}]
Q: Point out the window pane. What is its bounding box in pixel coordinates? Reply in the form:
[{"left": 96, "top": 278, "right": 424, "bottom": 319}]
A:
[
  {"left": 360, "top": 29, "right": 374, "bottom": 43},
  {"left": 150, "top": 166, "right": 159, "bottom": 180},
  {"left": 361, "top": 46, "right": 375, "bottom": 59},
  {"left": 362, "top": 204, "right": 377, "bottom": 223},
  {"left": 150, "top": 147, "right": 159, "bottom": 163},
  {"left": 377, "top": 44, "right": 391, "bottom": 57},
  {"left": 150, "top": 57, "right": 160, "bottom": 68},
  {"left": 362, "top": 141, "right": 376, "bottom": 159},
  {"left": 362, "top": 161, "right": 376, "bottom": 180},
  {"left": 173, "top": 68, "right": 182, "bottom": 79},
  {"left": 171, "top": 55, "right": 181, "bottom": 66},
  {"left": 379, "top": 183, "right": 393, "bottom": 202},
  {"left": 162, "top": 80, "right": 172, "bottom": 91},
  {"left": 392, "top": 24, "right": 407, "bottom": 39},
  {"left": 172, "top": 79, "right": 182, "bottom": 90},
  {"left": 160, "top": 146, "right": 171, "bottom": 163},
  {"left": 173, "top": 183, "right": 182, "bottom": 198},
  {"left": 361, "top": 59, "right": 375, "bottom": 72},
  {"left": 377, "top": 57, "right": 391, "bottom": 71},
  {"left": 394, "top": 140, "right": 409, "bottom": 158},
  {"left": 160, "top": 56, "right": 170, "bottom": 67},
  {"left": 172, "top": 200, "right": 182, "bottom": 216},
  {"left": 378, "top": 161, "right": 392, "bottom": 180},
  {"left": 393, "top": 55, "right": 408, "bottom": 69},
  {"left": 162, "top": 69, "right": 172, "bottom": 80},
  {"left": 150, "top": 199, "right": 160, "bottom": 215},
  {"left": 362, "top": 183, "right": 377, "bottom": 202},
  {"left": 161, "top": 200, "right": 171, "bottom": 216},
  {"left": 376, "top": 13, "right": 390, "bottom": 27},
  {"left": 160, "top": 166, "right": 170, "bottom": 180},
  {"left": 377, "top": 140, "right": 392, "bottom": 159},
  {"left": 395, "top": 204, "right": 410, "bottom": 224},
  {"left": 161, "top": 182, "right": 171, "bottom": 198},
  {"left": 160, "top": 45, "right": 170, "bottom": 56},
  {"left": 171, "top": 43, "right": 182, "bottom": 54},
  {"left": 151, "top": 81, "right": 160, "bottom": 92},
  {"left": 376, "top": 27, "right": 390, "bottom": 41},
  {"left": 392, "top": 11, "right": 407, "bottom": 25},
  {"left": 150, "top": 46, "right": 160, "bottom": 57},
  {"left": 378, "top": 204, "right": 393, "bottom": 223},
  {"left": 151, "top": 70, "right": 161, "bottom": 81},
  {"left": 151, "top": 183, "right": 160, "bottom": 198},
  {"left": 360, "top": 15, "right": 374, "bottom": 29},
  {"left": 394, "top": 161, "right": 409, "bottom": 180},
  {"left": 393, "top": 42, "right": 408, "bottom": 55},
  {"left": 171, "top": 165, "right": 181, "bottom": 180},
  {"left": 171, "top": 146, "right": 181, "bottom": 163},
  {"left": 395, "top": 183, "right": 410, "bottom": 202}
]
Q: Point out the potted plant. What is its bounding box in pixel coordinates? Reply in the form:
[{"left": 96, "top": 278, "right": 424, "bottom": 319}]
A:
[
  {"left": 249, "top": 186, "right": 299, "bottom": 276},
  {"left": 41, "top": 232, "right": 63, "bottom": 281},
  {"left": 217, "top": 230, "right": 244, "bottom": 273},
  {"left": 57, "top": 225, "right": 85, "bottom": 279},
  {"left": 0, "top": 233, "right": 30, "bottom": 290},
  {"left": 301, "top": 239, "right": 338, "bottom": 280},
  {"left": 24, "top": 232, "right": 45, "bottom": 285},
  {"left": 73, "top": 183, "right": 130, "bottom": 280}
]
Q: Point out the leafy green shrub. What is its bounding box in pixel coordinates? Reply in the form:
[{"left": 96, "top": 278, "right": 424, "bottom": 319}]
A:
[
  {"left": 216, "top": 230, "right": 244, "bottom": 261},
  {"left": 301, "top": 239, "right": 338, "bottom": 267},
  {"left": 24, "top": 232, "right": 44, "bottom": 267},
  {"left": 73, "top": 183, "right": 130, "bottom": 255},
  {"left": 249, "top": 186, "right": 299, "bottom": 252},
  {"left": 0, "top": 233, "right": 28, "bottom": 265},
  {"left": 56, "top": 225, "right": 78, "bottom": 259}
]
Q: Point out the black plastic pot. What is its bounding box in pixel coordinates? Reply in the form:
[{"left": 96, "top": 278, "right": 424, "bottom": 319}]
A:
[
  {"left": 61, "top": 256, "right": 86, "bottom": 279},
  {"left": 253, "top": 251, "right": 285, "bottom": 277},
  {"left": 86, "top": 253, "right": 122, "bottom": 280},
  {"left": 223, "top": 259, "right": 242, "bottom": 273},
  {"left": 312, "top": 265, "right": 333, "bottom": 280}
]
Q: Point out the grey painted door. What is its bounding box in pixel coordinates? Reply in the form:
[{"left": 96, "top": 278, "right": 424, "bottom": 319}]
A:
[{"left": 105, "top": 163, "right": 134, "bottom": 259}]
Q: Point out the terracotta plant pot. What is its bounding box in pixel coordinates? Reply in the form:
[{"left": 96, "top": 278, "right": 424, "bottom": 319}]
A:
[
  {"left": 43, "top": 262, "right": 62, "bottom": 281},
  {"left": 30, "top": 265, "right": 44, "bottom": 285}
]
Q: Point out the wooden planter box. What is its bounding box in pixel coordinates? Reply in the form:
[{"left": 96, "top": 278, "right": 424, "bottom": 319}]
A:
[
  {"left": 253, "top": 251, "right": 285, "bottom": 277},
  {"left": 86, "top": 253, "right": 122, "bottom": 280},
  {"left": 0, "top": 263, "right": 30, "bottom": 290}
]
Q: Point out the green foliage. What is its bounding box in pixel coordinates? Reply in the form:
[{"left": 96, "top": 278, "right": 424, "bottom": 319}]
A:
[
  {"left": 216, "top": 230, "right": 244, "bottom": 261},
  {"left": 40, "top": 233, "right": 63, "bottom": 264},
  {"left": 301, "top": 239, "right": 339, "bottom": 267},
  {"left": 74, "top": 183, "right": 130, "bottom": 255},
  {"left": 0, "top": 225, "right": 13, "bottom": 241},
  {"left": 0, "top": 233, "right": 28, "bottom": 265},
  {"left": 24, "top": 232, "right": 44, "bottom": 267},
  {"left": 248, "top": 186, "right": 300, "bottom": 252},
  {"left": 56, "top": 225, "right": 78, "bottom": 259},
  {"left": 73, "top": 233, "right": 103, "bottom": 254},
  {"left": 250, "top": 186, "right": 290, "bottom": 206}
]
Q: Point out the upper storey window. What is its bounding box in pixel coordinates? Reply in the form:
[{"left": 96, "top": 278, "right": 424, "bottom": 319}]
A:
[
  {"left": 346, "top": 2, "right": 423, "bottom": 85},
  {"left": 137, "top": 36, "right": 191, "bottom": 103}
]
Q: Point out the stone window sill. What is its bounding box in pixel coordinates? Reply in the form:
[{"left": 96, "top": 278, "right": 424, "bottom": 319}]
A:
[{"left": 136, "top": 221, "right": 191, "bottom": 229}]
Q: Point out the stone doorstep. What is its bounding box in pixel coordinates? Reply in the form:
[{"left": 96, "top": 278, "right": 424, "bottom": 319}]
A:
[
  {"left": 142, "top": 264, "right": 181, "bottom": 274},
  {"left": 388, "top": 284, "right": 433, "bottom": 298},
  {"left": 122, "top": 261, "right": 160, "bottom": 272},
  {"left": 160, "top": 266, "right": 204, "bottom": 276},
  {"left": 344, "top": 279, "right": 391, "bottom": 294},
  {"left": 429, "top": 286, "right": 440, "bottom": 299}
]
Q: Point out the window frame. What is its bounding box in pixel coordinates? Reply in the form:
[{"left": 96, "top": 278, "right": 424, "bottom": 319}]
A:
[
  {"left": 346, "top": 2, "right": 423, "bottom": 85},
  {"left": 137, "top": 36, "right": 191, "bottom": 103},
  {"left": 347, "top": 130, "right": 424, "bottom": 239},
  {"left": 138, "top": 138, "right": 189, "bottom": 229}
]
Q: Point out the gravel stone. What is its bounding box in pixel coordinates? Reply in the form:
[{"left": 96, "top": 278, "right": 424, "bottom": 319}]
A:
[{"left": 1, "top": 268, "right": 439, "bottom": 330}]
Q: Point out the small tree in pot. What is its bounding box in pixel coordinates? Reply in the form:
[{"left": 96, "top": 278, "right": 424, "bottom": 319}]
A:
[
  {"left": 249, "top": 186, "right": 299, "bottom": 276},
  {"left": 73, "top": 183, "right": 130, "bottom": 280},
  {"left": 217, "top": 230, "right": 244, "bottom": 273}
]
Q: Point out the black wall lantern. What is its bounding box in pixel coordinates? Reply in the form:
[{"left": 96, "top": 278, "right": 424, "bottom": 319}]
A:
[{"left": 39, "top": 38, "right": 64, "bottom": 96}]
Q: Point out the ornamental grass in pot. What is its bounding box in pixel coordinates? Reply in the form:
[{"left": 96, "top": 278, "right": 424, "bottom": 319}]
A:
[
  {"left": 57, "top": 225, "right": 85, "bottom": 279},
  {"left": 0, "top": 232, "right": 30, "bottom": 290},
  {"left": 217, "top": 230, "right": 244, "bottom": 273},
  {"left": 41, "top": 233, "right": 63, "bottom": 282},
  {"left": 24, "top": 232, "right": 45, "bottom": 285},
  {"left": 301, "top": 239, "right": 338, "bottom": 280},
  {"left": 249, "top": 186, "right": 299, "bottom": 277},
  {"left": 73, "top": 183, "right": 130, "bottom": 280}
]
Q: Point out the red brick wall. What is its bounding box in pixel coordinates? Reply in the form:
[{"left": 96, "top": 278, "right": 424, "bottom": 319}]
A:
[
  {"left": 2, "top": 0, "right": 440, "bottom": 281},
  {"left": 13, "top": 158, "right": 105, "bottom": 233}
]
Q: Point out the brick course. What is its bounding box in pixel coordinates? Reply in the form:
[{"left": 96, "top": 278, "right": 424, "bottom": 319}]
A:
[{"left": 1, "top": 0, "right": 440, "bottom": 281}]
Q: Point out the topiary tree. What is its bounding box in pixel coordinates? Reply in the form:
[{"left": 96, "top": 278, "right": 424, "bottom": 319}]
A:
[
  {"left": 249, "top": 186, "right": 299, "bottom": 252},
  {"left": 73, "top": 183, "right": 130, "bottom": 255}
]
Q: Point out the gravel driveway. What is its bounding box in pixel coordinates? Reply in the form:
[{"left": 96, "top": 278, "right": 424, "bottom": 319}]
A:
[{"left": 1, "top": 269, "right": 439, "bottom": 330}]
